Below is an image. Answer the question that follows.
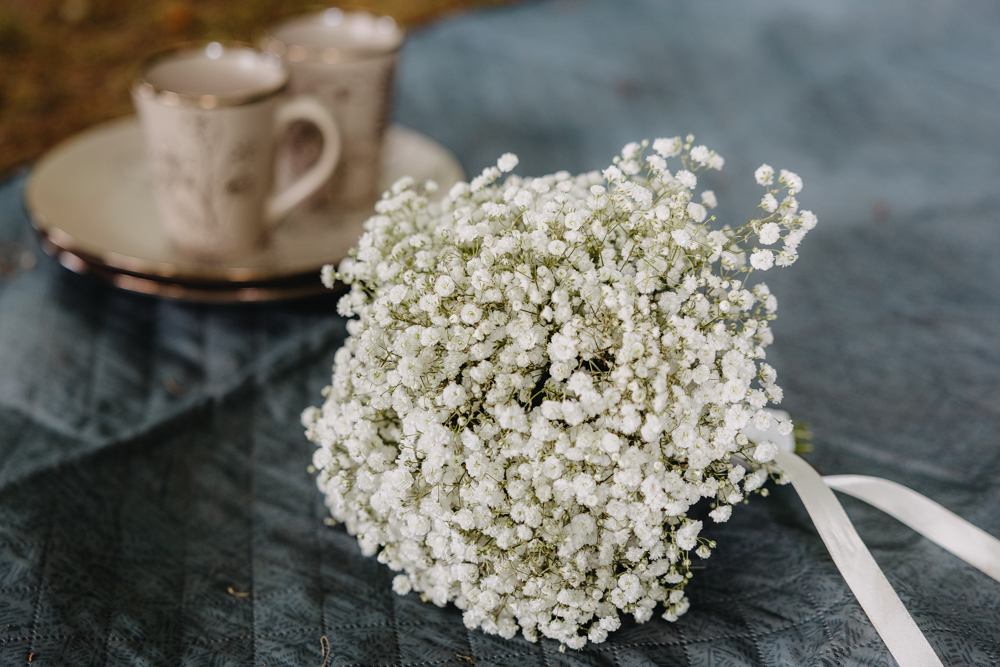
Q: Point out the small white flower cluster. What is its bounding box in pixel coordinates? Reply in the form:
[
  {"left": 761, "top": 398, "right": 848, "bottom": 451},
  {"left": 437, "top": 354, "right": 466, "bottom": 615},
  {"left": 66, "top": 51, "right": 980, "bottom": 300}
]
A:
[{"left": 304, "top": 136, "right": 815, "bottom": 648}]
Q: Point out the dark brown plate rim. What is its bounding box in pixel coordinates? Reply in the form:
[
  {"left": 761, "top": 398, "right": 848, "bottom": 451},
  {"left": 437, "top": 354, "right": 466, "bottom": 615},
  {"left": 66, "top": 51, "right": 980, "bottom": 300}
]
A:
[{"left": 38, "top": 232, "right": 344, "bottom": 303}]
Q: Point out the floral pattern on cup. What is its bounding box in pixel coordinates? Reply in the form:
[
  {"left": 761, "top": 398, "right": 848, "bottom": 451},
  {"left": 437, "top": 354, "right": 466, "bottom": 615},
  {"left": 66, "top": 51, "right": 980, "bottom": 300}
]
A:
[{"left": 149, "top": 115, "right": 260, "bottom": 235}]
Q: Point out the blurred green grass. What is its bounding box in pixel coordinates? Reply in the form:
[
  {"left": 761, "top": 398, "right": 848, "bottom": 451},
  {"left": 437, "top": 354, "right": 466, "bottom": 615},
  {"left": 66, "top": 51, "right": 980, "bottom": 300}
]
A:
[{"left": 0, "top": 0, "right": 513, "bottom": 175}]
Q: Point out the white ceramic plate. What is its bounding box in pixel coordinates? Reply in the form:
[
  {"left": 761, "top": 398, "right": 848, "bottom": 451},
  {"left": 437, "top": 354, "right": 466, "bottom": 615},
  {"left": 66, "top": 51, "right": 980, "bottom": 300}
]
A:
[{"left": 27, "top": 116, "right": 465, "bottom": 285}]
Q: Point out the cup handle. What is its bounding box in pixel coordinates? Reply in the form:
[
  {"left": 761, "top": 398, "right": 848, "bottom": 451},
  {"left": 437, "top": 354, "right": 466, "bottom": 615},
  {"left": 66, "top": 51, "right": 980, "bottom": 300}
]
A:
[{"left": 265, "top": 96, "right": 340, "bottom": 224}]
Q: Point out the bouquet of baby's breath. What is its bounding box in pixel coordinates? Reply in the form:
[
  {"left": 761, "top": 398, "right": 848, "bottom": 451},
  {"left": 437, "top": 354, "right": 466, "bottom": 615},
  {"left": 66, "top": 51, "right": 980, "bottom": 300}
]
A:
[{"left": 303, "top": 137, "right": 815, "bottom": 648}]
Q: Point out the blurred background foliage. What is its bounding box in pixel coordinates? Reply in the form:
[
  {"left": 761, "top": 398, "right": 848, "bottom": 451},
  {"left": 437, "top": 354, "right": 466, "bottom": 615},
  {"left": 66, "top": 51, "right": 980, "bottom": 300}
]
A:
[{"left": 0, "top": 0, "right": 514, "bottom": 175}]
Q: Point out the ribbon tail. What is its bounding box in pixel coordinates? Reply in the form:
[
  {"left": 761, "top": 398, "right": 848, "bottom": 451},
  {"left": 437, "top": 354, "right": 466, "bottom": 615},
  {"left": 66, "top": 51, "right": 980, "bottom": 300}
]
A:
[
  {"left": 824, "top": 474, "right": 1000, "bottom": 583},
  {"left": 774, "top": 450, "right": 944, "bottom": 667}
]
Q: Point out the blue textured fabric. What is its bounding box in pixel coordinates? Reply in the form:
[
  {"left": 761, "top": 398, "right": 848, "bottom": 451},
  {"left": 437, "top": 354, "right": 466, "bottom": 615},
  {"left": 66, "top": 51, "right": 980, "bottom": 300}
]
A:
[{"left": 2, "top": 0, "right": 1000, "bottom": 664}]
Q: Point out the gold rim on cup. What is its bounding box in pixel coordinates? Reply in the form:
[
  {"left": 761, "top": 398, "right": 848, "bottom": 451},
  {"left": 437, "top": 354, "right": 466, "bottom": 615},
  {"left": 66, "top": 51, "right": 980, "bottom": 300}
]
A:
[
  {"left": 262, "top": 8, "right": 405, "bottom": 65},
  {"left": 132, "top": 41, "right": 290, "bottom": 110}
]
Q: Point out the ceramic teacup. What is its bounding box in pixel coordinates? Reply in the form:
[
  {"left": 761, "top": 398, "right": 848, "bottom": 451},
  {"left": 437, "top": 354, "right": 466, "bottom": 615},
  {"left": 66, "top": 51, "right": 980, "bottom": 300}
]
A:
[
  {"left": 132, "top": 43, "right": 341, "bottom": 258},
  {"left": 263, "top": 8, "right": 404, "bottom": 209}
]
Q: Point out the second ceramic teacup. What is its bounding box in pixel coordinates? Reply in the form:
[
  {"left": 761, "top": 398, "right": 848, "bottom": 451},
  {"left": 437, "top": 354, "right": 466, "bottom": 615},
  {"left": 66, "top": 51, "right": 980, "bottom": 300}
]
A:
[
  {"left": 264, "top": 9, "right": 405, "bottom": 209},
  {"left": 132, "top": 43, "right": 341, "bottom": 258}
]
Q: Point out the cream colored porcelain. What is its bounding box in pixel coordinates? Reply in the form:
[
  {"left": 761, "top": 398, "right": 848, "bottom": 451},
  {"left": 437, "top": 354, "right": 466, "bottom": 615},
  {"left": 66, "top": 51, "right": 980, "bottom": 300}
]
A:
[
  {"left": 27, "top": 117, "right": 464, "bottom": 287},
  {"left": 264, "top": 9, "right": 405, "bottom": 208},
  {"left": 132, "top": 43, "right": 340, "bottom": 258}
]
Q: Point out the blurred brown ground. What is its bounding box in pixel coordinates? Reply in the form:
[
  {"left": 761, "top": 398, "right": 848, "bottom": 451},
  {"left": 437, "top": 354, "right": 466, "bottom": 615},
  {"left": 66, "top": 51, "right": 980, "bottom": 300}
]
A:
[{"left": 0, "top": 0, "right": 513, "bottom": 176}]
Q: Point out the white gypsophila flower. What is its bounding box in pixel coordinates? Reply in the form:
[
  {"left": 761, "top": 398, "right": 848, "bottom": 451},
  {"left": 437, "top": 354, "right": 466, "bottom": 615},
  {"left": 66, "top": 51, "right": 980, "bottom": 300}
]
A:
[
  {"left": 687, "top": 202, "right": 707, "bottom": 223},
  {"left": 754, "top": 164, "right": 774, "bottom": 186},
  {"left": 653, "top": 136, "right": 681, "bottom": 158},
  {"left": 435, "top": 275, "right": 457, "bottom": 296},
  {"left": 461, "top": 303, "right": 483, "bottom": 325},
  {"left": 761, "top": 193, "right": 778, "bottom": 213},
  {"left": 675, "top": 170, "right": 697, "bottom": 189},
  {"left": 751, "top": 249, "right": 775, "bottom": 271},
  {"left": 304, "top": 138, "right": 815, "bottom": 649},
  {"left": 393, "top": 574, "right": 412, "bottom": 595},
  {"left": 671, "top": 228, "right": 693, "bottom": 248},
  {"left": 709, "top": 505, "right": 732, "bottom": 523},
  {"left": 779, "top": 169, "right": 803, "bottom": 195},
  {"left": 622, "top": 142, "right": 642, "bottom": 160},
  {"left": 320, "top": 264, "right": 336, "bottom": 289},
  {"left": 497, "top": 153, "right": 520, "bottom": 173},
  {"left": 800, "top": 210, "right": 818, "bottom": 230},
  {"left": 753, "top": 440, "right": 778, "bottom": 463},
  {"left": 759, "top": 222, "right": 781, "bottom": 245}
]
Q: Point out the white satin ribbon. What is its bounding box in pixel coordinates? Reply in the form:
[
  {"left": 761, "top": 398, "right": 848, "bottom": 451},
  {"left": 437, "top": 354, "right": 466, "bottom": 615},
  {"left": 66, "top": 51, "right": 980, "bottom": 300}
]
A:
[
  {"left": 775, "top": 450, "right": 945, "bottom": 667},
  {"left": 745, "top": 411, "right": 1000, "bottom": 665},
  {"left": 823, "top": 474, "right": 1000, "bottom": 584}
]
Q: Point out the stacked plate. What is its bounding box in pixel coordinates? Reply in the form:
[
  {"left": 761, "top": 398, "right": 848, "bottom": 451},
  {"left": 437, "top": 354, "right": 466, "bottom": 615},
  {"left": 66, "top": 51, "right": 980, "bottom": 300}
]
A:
[{"left": 26, "top": 117, "right": 465, "bottom": 302}]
